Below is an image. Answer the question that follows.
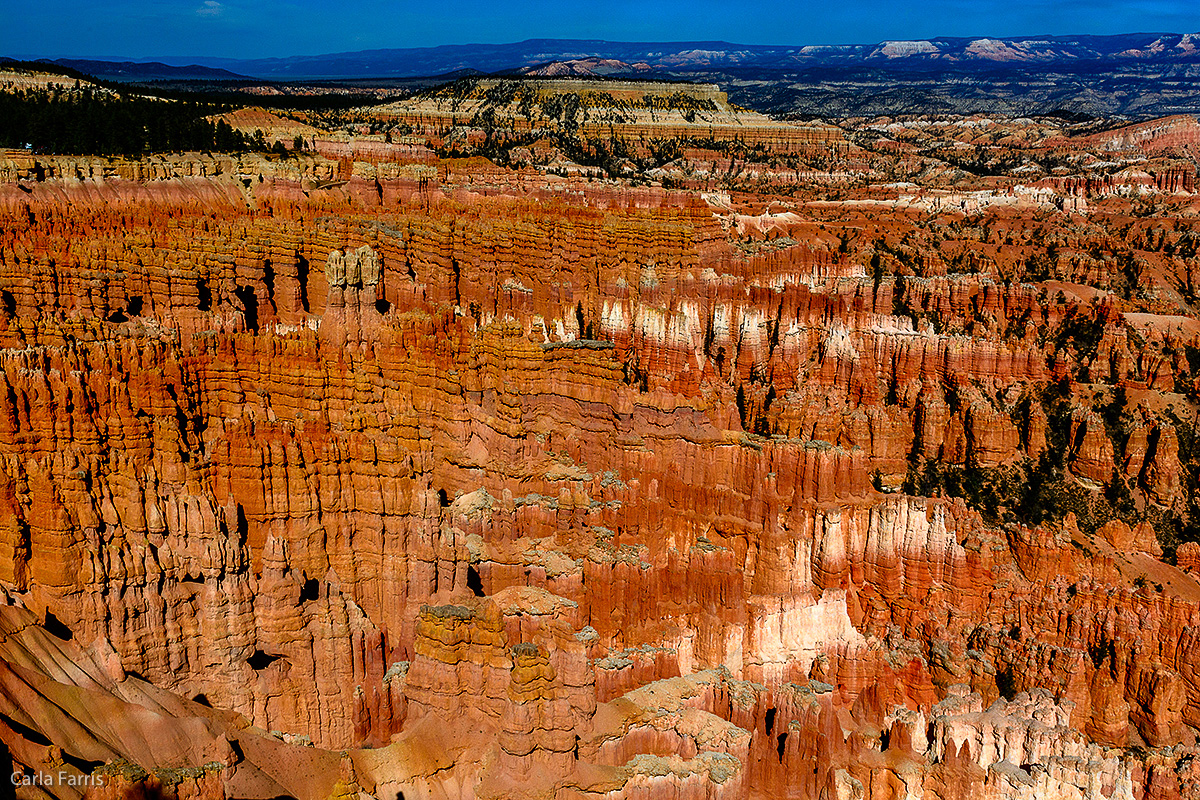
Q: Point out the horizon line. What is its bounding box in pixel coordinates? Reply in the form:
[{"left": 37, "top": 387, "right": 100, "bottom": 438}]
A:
[{"left": 8, "top": 29, "right": 1199, "bottom": 65}]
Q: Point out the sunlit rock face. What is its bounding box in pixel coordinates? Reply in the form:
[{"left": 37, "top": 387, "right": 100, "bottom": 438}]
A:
[{"left": 3, "top": 106, "right": 1200, "bottom": 800}]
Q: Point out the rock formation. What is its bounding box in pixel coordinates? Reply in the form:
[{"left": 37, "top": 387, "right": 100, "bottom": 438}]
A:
[{"left": 2, "top": 96, "right": 1200, "bottom": 800}]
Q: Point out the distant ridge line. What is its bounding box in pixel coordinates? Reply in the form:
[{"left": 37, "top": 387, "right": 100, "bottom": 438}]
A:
[{"left": 27, "top": 32, "right": 1200, "bottom": 81}]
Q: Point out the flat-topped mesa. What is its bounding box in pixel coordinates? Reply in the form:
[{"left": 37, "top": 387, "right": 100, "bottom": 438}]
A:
[
  {"left": 373, "top": 76, "right": 844, "bottom": 155},
  {"left": 472, "top": 77, "right": 732, "bottom": 107}
]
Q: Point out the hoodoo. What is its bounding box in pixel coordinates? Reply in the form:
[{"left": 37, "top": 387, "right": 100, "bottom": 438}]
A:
[{"left": 3, "top": 55, "right": 1200, "bottom": 800}]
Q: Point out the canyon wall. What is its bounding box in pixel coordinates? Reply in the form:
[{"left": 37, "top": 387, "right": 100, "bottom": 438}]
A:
[{"left": 1, "top": 152, "right": 1200, "bottom": 799}]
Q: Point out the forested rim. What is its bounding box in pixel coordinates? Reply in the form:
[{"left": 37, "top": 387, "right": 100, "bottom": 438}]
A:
[
  {"left": 0, "top": 86, "right": 271, "bottom": 156},
  {"left": 0, "top": 59, "right": 378, "bottom": 156}
]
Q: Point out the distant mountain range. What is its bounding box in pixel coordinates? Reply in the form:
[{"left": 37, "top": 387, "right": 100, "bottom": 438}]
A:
[
  {"left": 8, "top": 34, "right": 1200, "bottom": 118},
  {"left": 42, "top": 59, "right": 249, "bottom": 81},
  {"left": 30, "top": 33, "right": 1198, "bottom": 80}
]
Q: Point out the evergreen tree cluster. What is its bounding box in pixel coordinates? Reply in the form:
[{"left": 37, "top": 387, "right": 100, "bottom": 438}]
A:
[{"left": 0, "top": 86, "right": 261, "bottom": 156}]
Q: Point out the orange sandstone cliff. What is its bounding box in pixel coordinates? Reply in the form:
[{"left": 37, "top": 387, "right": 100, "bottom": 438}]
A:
[{"left": 2, "top": 128, "right": 1200, "bottom": 799}]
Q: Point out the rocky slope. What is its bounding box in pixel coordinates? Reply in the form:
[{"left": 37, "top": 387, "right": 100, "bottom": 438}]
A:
[{"left": 3, "top": 110, "right": 1200, "bottom": 798}]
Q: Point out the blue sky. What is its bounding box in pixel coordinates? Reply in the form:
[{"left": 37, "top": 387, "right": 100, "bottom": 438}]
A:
[{"left": 2, "top": 0, "right": 1198, "bottom": 59}]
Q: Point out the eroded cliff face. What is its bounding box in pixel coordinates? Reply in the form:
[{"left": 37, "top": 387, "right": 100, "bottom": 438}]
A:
[{"left": 3, "top": 143, "right": 1200, "bottom": 800}]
